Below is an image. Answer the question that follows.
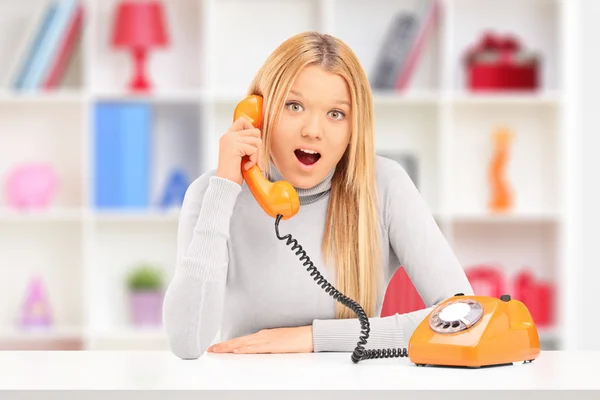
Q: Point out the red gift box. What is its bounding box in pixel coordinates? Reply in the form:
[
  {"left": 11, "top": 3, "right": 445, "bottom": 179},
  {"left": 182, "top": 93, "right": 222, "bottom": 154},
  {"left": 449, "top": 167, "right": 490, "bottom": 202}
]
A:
[
  {"left": 513, "top": 269, "right": 555, "bottom": 327},
  {"left": 464, "top": 32, "right": 540, "bottom": 91}
]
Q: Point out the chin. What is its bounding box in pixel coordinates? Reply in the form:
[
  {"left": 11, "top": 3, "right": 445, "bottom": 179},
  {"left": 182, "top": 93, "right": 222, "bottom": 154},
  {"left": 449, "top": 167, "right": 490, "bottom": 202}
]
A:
[
  {"left": 289, "top": 176, "right": 320, "bottom": 189},
  {"left": 288, "top": 166, "right": 332, "bottom": 189}
]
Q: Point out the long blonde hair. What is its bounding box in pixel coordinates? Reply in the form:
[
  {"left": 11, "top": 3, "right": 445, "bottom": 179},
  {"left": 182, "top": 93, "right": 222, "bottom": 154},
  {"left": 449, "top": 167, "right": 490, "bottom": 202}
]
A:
[{"left": 246, "top": 31, "right": 381, "bottom": 319}]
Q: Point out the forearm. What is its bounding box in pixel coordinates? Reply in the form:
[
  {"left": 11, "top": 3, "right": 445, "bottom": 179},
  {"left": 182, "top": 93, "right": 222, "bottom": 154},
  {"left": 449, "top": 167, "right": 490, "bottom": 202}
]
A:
[
  {"left": 311, "top": 307, "right": 432, "bottom": 353},
  {"left": 162, "top": 176, "right": 241, "bottom": 359}
]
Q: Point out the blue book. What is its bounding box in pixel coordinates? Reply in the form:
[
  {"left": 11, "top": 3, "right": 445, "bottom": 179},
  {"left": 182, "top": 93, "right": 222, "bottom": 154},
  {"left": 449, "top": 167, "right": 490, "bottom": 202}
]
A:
[
  {"left": 22, "top": 0, "right": 78, "bottom": 90},
  {"left": 118, "top": 103, "right": 151, "bottom": 208},
  {"left": 94, "top": 102, "right": 151, "bottom": 209},
  {"left": 13, "top": 3, "right": 58, "bottom": 90},
  {"left": 94, "top": 103, "right": 122, "bottom": 208}
]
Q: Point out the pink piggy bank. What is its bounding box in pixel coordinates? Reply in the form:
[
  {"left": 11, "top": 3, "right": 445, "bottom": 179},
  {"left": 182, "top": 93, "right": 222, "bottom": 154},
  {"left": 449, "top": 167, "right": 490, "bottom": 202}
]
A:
[{"left": 5, "top": 164, "right": 58, "bottom": 210}]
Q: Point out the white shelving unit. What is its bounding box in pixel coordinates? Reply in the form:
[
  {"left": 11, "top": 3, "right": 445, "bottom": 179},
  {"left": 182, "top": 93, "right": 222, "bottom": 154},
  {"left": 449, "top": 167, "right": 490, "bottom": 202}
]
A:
[{"left": 0, "top": 0, "right": 575, "bottom": 351}]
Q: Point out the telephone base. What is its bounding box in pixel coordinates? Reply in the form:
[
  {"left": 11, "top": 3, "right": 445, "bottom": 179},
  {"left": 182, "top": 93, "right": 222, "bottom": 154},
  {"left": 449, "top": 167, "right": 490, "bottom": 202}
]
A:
[{"left": 408, "top": 294, "right": 541, "bottom": 368}]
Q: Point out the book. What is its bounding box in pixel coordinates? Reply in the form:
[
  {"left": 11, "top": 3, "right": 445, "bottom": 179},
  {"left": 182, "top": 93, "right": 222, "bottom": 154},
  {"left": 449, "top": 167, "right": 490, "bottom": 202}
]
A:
[{"left": 94, "top": 103, "right": 152, "bottom": 209}]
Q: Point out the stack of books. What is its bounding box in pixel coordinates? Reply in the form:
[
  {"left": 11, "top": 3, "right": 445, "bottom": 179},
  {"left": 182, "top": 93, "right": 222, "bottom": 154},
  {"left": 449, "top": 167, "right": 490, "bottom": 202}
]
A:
[{"left": 4, "top": 0, "right": 84, "bottom": 91}]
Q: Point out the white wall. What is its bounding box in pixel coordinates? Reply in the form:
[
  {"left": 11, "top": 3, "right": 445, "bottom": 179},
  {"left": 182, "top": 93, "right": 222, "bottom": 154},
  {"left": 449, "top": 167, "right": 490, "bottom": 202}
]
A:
[{"left": 574, "top": 0, "right": 597, "bottom": 350}]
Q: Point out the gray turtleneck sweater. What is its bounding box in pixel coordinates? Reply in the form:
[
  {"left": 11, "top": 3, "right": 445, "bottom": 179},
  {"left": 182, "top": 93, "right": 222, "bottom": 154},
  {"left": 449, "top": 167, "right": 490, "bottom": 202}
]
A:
[{"left": 162, "top": 155, "right": 473, "bottom": 359}]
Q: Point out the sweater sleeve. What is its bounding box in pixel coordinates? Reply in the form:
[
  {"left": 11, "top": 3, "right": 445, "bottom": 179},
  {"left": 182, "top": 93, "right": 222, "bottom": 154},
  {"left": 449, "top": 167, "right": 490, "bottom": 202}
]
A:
[
  {"left": 162, "top": 172, "right": 242, "bottom": 359},
  {"left": 312, "top": 161, "right": 473, "bottom": 353}
]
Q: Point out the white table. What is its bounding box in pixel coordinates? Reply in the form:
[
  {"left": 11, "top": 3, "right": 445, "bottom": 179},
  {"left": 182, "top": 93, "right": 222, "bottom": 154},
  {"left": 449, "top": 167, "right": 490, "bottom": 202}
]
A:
[{"left": 0, "top": 350, "right": 598, "bottom": 399}]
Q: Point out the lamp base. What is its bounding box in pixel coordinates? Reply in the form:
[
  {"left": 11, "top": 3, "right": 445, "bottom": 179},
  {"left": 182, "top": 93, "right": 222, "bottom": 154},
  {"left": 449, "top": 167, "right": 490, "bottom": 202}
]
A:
[
  {"left": 129, "top": 75, "right": 151, "bottom": 92},
  {"left": 128, "top": 48, "right": 152, "bottom": 92}
]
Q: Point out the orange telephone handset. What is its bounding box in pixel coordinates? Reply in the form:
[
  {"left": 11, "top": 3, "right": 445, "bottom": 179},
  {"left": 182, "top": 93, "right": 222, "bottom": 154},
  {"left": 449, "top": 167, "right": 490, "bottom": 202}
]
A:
[{"left": 233, "top": 95, "right": 299, "bottom": 220}]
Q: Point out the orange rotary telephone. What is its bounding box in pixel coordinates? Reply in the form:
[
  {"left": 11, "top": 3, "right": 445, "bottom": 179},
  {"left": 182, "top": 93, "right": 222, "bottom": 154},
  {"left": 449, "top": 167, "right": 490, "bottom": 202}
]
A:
[{"left": 233, "top": 95, "right": 541, "bottom": 368}]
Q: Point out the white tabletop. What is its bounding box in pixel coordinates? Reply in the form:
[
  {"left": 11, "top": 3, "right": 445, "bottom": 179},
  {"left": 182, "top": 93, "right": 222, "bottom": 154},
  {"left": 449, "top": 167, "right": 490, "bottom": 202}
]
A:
[{"left": 0, "top": 350, "right": 598, "bottom": 396}]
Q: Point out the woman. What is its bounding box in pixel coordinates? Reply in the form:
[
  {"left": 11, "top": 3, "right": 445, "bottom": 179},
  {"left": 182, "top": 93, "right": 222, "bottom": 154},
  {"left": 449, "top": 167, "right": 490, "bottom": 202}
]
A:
[{"left": 162, "top": 31, "right": 473, "bottom": 360}]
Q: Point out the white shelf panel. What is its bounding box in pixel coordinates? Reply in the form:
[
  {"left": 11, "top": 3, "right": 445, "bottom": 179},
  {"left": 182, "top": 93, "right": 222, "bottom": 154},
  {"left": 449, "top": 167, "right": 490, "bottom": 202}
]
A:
[
  {"left": 92, "top": 90, "right": 208, "bottom": 104},
  {"left": 0, "top": 208, "right": 84, "bottom": 222},
  {"left": 0, "top": 90, "right": 86, "bottom": 103},
  {"left": 373, "top": 90, "right": 440, "bottom": 105},
  {"left": 448, "top": 210, "right": 562, "bottom": 223},
  {"left": 91, "top": 210, "right": 180, "bottom": 223},
  {"left": 90, "top": 327, "right": 165, "bottom": 341},
  {"left": 451, "top": 91, "right": 562, "bottom": 105},
  {"left": 0, "top": 326, "right": 85, "bottom": 341}
]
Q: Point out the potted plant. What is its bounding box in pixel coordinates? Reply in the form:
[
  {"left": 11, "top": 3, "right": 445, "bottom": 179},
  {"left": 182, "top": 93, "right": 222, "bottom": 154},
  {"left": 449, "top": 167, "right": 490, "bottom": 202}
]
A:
[{"left": 126, "top": 264, "right": 165, "bottom": 327}]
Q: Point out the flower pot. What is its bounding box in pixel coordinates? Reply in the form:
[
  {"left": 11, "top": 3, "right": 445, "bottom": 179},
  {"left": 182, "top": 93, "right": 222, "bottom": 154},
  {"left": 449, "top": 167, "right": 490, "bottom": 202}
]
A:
[{"left": 129, "top": 290, "right": 163, "bottom": 326}]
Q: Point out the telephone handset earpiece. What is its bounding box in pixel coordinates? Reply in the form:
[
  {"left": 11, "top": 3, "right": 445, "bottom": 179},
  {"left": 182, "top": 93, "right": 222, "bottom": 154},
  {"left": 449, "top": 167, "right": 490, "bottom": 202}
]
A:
[{"left": 233, "top": 95, "right": 300, "bottom": 220}]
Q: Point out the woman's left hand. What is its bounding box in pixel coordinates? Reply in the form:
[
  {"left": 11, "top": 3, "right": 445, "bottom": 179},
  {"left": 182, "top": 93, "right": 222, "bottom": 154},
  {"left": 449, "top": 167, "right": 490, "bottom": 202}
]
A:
[{"left": 207, "top": 326, "right": 314, "bottom": 354}]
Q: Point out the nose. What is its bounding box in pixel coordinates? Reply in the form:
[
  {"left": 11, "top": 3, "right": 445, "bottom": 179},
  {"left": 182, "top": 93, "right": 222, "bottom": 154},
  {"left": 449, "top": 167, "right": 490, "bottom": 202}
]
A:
[{"left": 301, "top": 113, "right": 323, "bottom": 139}]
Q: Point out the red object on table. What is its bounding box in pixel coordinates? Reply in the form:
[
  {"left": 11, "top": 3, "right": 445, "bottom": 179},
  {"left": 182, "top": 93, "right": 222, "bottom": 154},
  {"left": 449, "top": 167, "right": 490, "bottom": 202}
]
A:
[
  {"left": 381, "top": 267, "right": 425, "bottom": 317},
  {"left": 463, "top": 31, "right": 539, "bottom": 91},
  {"left": 513, "top": 269, "right": 554, "bottom": 327},
  {"left": 111, "top": 1, "right": 169, "bottom": 92}
]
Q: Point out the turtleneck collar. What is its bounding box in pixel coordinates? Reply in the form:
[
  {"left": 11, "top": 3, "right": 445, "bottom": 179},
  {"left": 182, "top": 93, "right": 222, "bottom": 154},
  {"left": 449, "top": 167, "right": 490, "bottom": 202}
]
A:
[{"left": 266, "top": 162, "right": 335, "bottom": 205}]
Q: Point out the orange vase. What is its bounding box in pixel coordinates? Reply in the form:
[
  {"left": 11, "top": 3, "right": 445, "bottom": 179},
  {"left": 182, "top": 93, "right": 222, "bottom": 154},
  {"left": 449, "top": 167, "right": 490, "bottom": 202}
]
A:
[{"left": 489, "top": 128, "right": 513, "bottom": 212}]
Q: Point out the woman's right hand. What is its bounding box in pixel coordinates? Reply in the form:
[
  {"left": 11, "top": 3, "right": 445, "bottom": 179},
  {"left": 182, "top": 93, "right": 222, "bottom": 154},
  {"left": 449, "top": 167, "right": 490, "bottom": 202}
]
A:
[{"left": 216, "top": 116, "right": 263, "bottom": 185}]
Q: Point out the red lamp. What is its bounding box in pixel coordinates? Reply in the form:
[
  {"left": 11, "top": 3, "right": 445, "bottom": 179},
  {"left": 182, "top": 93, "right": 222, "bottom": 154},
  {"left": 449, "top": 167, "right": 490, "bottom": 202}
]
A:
[{"left": 111, "top": 1, "right": 169, "bottom": 92}]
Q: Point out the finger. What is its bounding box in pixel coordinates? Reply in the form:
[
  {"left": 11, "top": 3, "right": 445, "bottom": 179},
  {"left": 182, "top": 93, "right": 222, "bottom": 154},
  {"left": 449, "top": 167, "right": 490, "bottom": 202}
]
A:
[
  {"left": 257, "top": 141, "right": 264, "bottom": 171},
  {"left": 208, "top": 336, "right": 253, "bottom": 353},
  {"left": 231, "top": 116, "right": 256, "bottom": 131},
  {"left": 233, "top": 343, "right": 272, "bottom": 354},
  {"left": 236, "top": 136, "right": 261, "bottom": 147},
  {"left": 237, "top": 128, "right": 261, "bottom": 138},
  {"left": 236, "top": 143, "right": 261, "bottom": 171},
  {"left": 237, "top": 143, "right": 259, "bottom": 170},
  {"left": 214, "top": 335, "right": 266, "bottom": 353}
]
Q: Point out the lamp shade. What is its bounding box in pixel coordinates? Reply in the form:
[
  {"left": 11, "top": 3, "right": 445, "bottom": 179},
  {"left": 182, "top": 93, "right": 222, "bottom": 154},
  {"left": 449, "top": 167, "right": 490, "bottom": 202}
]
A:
[{"left": 112, "top": 1, "right": 169, "bottom": 49}]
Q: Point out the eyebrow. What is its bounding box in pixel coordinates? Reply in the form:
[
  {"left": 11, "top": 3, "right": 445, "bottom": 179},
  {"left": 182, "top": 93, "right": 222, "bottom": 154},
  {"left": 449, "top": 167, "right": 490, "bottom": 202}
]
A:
[{"left": 289, "top": 90, "right": 351, "bottom": 108}]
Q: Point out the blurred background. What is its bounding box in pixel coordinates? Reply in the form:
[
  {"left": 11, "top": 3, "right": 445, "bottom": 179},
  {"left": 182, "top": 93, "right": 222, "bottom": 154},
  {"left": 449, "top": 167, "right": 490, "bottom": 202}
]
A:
[{"left": 0, "top": 0, "right": 591, "bottom": 352}]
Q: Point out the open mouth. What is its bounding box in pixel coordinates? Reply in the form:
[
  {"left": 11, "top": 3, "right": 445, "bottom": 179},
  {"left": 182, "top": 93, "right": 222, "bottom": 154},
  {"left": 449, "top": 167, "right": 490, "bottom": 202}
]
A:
[{"left": 294, "top": 148, "right": 321, "bottom": 166}]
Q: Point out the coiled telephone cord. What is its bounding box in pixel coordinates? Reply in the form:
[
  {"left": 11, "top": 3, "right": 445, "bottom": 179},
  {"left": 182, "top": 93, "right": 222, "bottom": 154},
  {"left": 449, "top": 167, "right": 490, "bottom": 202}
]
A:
[{"left": 275, "top": 214, "right": 409, "bottom": 363}]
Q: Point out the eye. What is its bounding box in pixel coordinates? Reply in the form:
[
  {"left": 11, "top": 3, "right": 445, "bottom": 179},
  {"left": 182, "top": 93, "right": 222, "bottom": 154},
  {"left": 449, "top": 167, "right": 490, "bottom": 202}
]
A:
[
  {"left": 328, "top": 110, "right": 345, "bottom": 120},
  {"left": 285, "top": 102, "right": 303, "bottom": 112}
]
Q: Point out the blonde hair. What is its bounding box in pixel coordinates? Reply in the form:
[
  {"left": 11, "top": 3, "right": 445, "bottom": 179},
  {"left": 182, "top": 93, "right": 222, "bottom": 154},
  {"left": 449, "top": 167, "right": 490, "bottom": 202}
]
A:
[{"left": 246, "top": 31, "right": 381, "bottom": 319}]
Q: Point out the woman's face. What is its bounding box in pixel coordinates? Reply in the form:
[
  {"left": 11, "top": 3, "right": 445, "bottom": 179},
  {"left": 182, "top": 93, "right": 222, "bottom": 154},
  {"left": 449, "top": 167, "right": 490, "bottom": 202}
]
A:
[{"left": 269, "top": 65, "right": 352, "bottom": 189}]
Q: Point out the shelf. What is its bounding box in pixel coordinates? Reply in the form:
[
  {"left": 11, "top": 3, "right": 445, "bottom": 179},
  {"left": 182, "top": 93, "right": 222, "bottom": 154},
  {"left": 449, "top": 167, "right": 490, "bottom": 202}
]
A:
[
  {"left": 448, "top": 210, "right": 562, "bottom": 223},
  {"left": 373, "top": 91, "right": 440, "bottom": 105},
  {"left": 92, "top": 209, "right": 180, "bottom": 223},
  {"left": 0, "top": 326, "right": 84, "bottom": 341},
  {"left": 0, "top": 208, "right": 84, "bottom": 222},
  {"left": 90, "top": 327, "right": 165, "bottom": 341},
  {"left": 451, "top": 91, "right": 562, "bottom": 105},
  {"left": 0, "top": 89, "right": 86, "bottom": 103},
  {"left": 92, "top": 90, "right": 208, "bottom": 104},
  {"left": 0, "top": 0, "right": 574, "bottom": 352}
]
